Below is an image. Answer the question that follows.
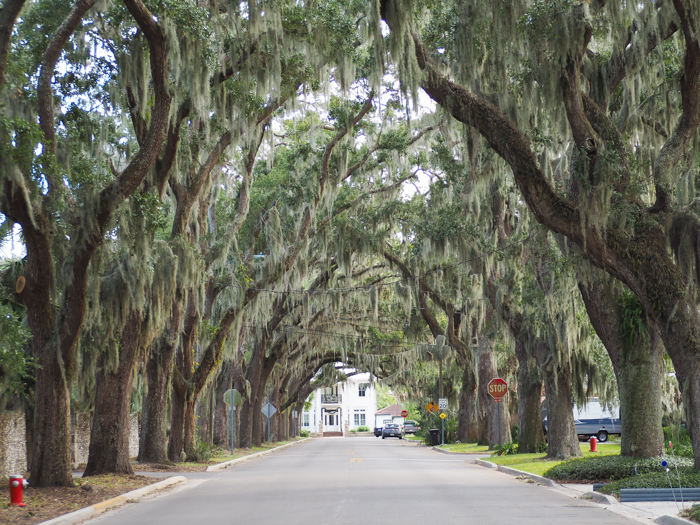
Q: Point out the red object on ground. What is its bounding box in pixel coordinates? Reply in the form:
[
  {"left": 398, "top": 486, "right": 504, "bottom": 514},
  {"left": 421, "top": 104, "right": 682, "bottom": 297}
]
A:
[
  {"left": 590, "top": 436, "right": 597, "bottom": 452},
  {"left": 8, "top": 475, "right": 28, "bottom": 507},
  {"left": 487, "top": 378, "right": 508, "bottom": 402}
]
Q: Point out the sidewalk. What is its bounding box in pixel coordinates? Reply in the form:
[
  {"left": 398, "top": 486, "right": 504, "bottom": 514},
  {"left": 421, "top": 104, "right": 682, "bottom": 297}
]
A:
[{"left": 475, "top": 459, "right": 695, "bottom": 525}]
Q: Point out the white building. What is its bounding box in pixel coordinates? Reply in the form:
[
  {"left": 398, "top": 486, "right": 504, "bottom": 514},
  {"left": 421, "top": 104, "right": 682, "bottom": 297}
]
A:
[{"left": 302, "top": 373, "right": 377, "bottom": 436}]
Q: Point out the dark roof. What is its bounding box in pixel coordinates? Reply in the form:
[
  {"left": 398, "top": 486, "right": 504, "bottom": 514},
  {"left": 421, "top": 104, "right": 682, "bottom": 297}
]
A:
[{"left": 375, "top": 403, "right": 404, "bottom": 416}]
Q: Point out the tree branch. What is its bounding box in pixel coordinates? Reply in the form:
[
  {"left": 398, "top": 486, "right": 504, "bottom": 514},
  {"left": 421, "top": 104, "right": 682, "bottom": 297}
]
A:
[{"left": 38, "top": 0, "right": 96, "bottom": 194}]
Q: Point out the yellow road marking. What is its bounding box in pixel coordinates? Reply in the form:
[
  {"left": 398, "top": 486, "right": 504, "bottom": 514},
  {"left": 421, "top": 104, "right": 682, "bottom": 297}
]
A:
[
  {"left": 350, "top": 458, "right": 355, "bottom": 463},
  {"left": 357, "top": 458, "right": 362, "bottom": 463}
]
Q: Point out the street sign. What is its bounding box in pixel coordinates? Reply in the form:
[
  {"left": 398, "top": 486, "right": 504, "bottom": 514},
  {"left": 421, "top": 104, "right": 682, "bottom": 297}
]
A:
[
  {"left": 224, "top": 388, "right": 242, "bottom": 406},
  {"left": 261, "top": 402, "right": 277, "bottom": 418},
  {"left": 438, "top": 398, "right": 447, "bottom": 409},
  {"left": 487, "top": 378, "right": 508, "bottom": 402},
  {"left": 425, "top": 402, "right": 433, "bottom": 412},
  {"left": 223, "top": 389, "right": 241, "bottom": 456},
  {"left": 401, "top": 410, "right": 408, "bottom": 418},
  {"left": 439, "top": 413, "right": 447, "bottom": 419}
]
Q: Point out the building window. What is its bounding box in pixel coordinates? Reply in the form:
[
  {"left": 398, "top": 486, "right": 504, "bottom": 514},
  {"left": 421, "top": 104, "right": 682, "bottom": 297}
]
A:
[
  {"left": 358, "top": 383, "right": 367, "bottom": 397},
  {"left": 303, "top": 413, "right": 309, "bottom": 427},
  {"left": 354, "top": 409, "right": 366, "bottom": 426}
]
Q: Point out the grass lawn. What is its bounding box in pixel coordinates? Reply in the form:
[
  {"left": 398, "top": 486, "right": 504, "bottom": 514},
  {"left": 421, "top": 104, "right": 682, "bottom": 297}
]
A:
[
  {"left": 132, "top": 437, "right": 308, "bottom": 472},
  {"left": 437, "top": 443, "right": 491, "bottom": 453},
  {"left": 483, "top": 443, "right": 621, "bottom": 477},
  {"left": 209, "top": 439, "right": 301, "bottom": 463}
]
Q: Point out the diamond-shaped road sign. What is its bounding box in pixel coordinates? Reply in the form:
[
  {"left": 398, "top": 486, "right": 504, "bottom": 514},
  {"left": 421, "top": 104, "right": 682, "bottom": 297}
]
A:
[
  {"left": 439, "top": 413, "right": 447, "bottom": 419},
  {"left": 261, "top": 402, "right": 277, "bottom": 418}
]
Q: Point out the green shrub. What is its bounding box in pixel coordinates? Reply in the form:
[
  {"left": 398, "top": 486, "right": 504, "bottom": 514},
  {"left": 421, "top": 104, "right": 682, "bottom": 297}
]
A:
[
  {"left": 545, "top": 455, "right": 693, "bottom": 482},
  {"left": 492, "top": 442, "right": 518, "bottom": 456},
  {"left": 599, "top": 468, "right": 700, "bottom": 496},
  {"left": 663, "top": 427, "right": 693, "bottom": 458},
  {"left": 350, "top": 429, "right": 358, "bottom": 433},
  {"left": 357, "top": 426, "right": 370, "bottom": 432},
  {"left": 299, "top": 429, "right": 310, "bottom": 437},
  {"left": 536, "top": 441, "right": 548, "bottom": 453},
  {"left": 186, "top": 442, "right": 213, "bottom": 463}
]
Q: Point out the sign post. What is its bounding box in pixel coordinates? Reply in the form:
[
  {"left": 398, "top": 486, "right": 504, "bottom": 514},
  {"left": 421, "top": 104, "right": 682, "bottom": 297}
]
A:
[
  {"left": 223, "top": 389, "right": 242, "bottom": 455},
  {"left": 438, "top": 398, "right": 447, "bottom": 445},
  {"left": 261, "top": 402, "right": 278, "bottom": 446},
  {"left": 487, "top": 378, "right": 508, "bottom": 446}
]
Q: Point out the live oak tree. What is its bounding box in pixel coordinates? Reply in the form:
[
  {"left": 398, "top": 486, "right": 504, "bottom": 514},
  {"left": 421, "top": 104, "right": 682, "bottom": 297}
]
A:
[{"left": 376, "top": 0, "right": 700, "bottom": 465}]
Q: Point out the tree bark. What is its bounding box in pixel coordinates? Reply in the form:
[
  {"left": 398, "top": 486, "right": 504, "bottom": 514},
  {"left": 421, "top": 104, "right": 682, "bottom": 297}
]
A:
[
  {"left": 457, "top": 365, "right": 477, "bottom": 443},
  {"left": 84, "top": 311, "right": 141, "bottom": 476},
  {"left": 515, "top": 341, "right": 545, "bottom": 453},
  {"left": 139, "top": 333, "right": 177, "bottom": 463},
  {"left": 536, "top": 341, "right": 581, "bottom": 459},
  {"left": 578, "top": 276, "right": 664, "bottom": 457},
  {"left": 477, "top": 336, "right": 511, "bottom": 447}
]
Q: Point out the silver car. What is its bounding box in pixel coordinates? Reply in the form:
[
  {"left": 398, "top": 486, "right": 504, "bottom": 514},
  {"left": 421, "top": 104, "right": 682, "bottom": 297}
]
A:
[{"left": 381, "top": 423, "right": 404, "bottom": 439}]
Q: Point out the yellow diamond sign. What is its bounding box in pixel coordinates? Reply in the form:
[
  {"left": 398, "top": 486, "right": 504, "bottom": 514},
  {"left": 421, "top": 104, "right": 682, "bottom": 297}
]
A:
[{"left": 439, "top": 413, "right": 447, "bottom": 419}]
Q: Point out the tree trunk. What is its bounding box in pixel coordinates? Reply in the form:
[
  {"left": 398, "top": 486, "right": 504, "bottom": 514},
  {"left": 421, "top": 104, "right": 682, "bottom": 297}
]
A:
[
  {"left": 536, "top": 341, "right": 580, "bottom": 459},
  {"left": 515, "top": 341, "right": 544, "bottom": 453},
  {"left": 477, "top": 337, "right": 511, "bottom": 447},
  {"left": 29, "top": 355, "right": 73, "bottom": 486},
  {"left": 457, "top": 365, "right": 477, "bottom": 443},
  {"left": 240, "top": 342, "right": 265, "bottom": 448},
  {"left": 183, "top": 397, "right": 196, "bottom": 454},
  {"left": 84, "top": 311, "right": 141, "bottom": 476},
  {"left": 578, "top": 277, "right": 664, "bottom": 457},
  {"left": 140, "top": 341, "right": 175, "bottom": 463},
  {"left": 618, "top": 328, "right": 664, "bottom": 457},
  {"left": 168, "top": 383, "right": 186, "bottom": 461}
]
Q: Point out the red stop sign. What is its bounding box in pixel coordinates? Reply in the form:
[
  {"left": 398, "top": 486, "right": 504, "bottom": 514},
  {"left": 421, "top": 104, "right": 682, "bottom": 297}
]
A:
[
  {"left": 487, "top": 378, "right": 508, "bottom": 402},
  {"left": 401, "top": 410, "right": 408, "bottom": 418}
]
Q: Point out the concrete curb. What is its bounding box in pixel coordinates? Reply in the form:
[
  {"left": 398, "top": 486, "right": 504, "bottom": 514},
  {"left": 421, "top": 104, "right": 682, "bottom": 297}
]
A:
[
  {"left": 474, "top": 459, "right": 497, "bottom": 469},
  {"left": 580, "top": 491, "right": 618, "bottom": 505},
  {"left": 205, "top": 437, "right": 312, "bottom": 472},
  {"left": 36, "top": 475, "right": 186, "bottom": 525},
  {"left": 655, "top": 515, "right": 697, "bottom": 525},
  {"left": 494, "top": 464, "right": 557, "bottom": 487}
]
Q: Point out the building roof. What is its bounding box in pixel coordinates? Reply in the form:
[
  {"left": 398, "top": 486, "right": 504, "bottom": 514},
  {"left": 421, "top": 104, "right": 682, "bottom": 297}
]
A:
[{"left": 375, "top": 403, "right": 404, "bottom": 416}]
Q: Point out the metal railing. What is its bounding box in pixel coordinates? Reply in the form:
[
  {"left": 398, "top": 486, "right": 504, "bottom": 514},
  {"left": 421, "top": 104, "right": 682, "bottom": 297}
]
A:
[{"left": 321, "top": 394, "right": 342, "bottom": 404}]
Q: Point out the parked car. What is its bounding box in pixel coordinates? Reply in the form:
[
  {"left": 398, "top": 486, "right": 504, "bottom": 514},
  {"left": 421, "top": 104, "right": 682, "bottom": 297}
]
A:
[
  {"left": 403, "top": 420, "right": 420, "bottom": 434},
  {"left": 573, "top": 399, "right": 620, "bottom": 442},
  {"left": 542, "top": 398, "right": 621, "bottom": 443},
  {"left": 374, "top": 426, "right": 383, "bottom": 437},
  {"left": 382, "top": 423, "right": 404, "bottom": 439}
]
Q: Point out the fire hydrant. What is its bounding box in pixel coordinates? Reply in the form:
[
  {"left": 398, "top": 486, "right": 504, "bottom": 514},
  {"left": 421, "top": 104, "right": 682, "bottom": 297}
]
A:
[
  {"left": 8, "top": 474, "right": 28, "bottom": 507},
  {"left": 590, "top": 436, "right": 598, "bottom": 452}
]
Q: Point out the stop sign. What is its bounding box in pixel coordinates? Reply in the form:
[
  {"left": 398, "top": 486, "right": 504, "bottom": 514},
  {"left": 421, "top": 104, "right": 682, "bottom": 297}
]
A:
[
  {"left": 487, "top": 378, "right": 508, "bottom": 402},
  {"left": 401, "top": 410, "right": 408, "bottom": 418}
]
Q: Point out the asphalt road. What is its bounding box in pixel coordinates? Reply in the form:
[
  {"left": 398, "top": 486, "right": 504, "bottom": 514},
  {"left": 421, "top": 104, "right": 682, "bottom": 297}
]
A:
[{"left": 89, "top": 438, "right": 638, "bottom": 525}]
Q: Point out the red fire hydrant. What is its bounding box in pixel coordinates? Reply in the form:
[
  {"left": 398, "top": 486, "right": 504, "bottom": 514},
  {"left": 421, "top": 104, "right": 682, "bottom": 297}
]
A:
[
  {"left": 9, "top": 474, "right": 28, "bottom": 507},
  {"left": 590, "top": 436, "right": 597, "bottom": 452}
]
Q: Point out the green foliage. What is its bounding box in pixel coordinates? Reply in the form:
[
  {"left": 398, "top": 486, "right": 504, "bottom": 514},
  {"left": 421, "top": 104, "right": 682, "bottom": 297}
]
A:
[
  {"left": 375, "top": 386, "right": 397, "bottom": 410},
  {"left": 545, "top": 455, "right": 692, "bottom": 482},
  {"left": 186, "top": 441, "right": 214, "bottom": 463},
  {"left": 664, "top": 427, "right": 693, "bottom": 458},
  {"left": 620, "top": 291, "right": 648, "bottom": 348},
  {"left": 600, "top": 468, "right": 700, "bottom": 496},
  {"left": 357, "top": 425, "right": 370, "bottom": 432},
  {"left": 492, "top": 442, "right": 519, "bottom": 456},
  {"left": 299, "top": 429, "right": 310, "bottom": 438}
]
